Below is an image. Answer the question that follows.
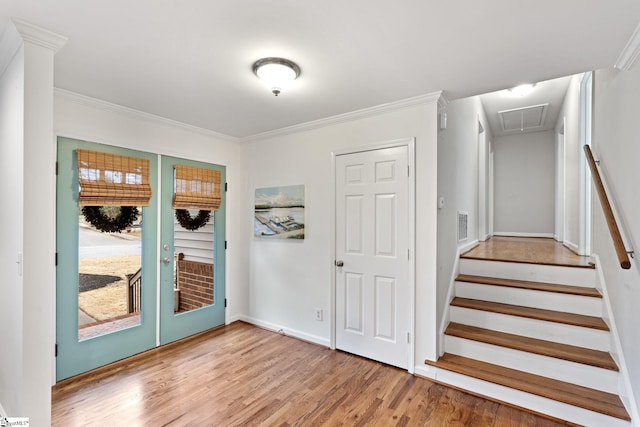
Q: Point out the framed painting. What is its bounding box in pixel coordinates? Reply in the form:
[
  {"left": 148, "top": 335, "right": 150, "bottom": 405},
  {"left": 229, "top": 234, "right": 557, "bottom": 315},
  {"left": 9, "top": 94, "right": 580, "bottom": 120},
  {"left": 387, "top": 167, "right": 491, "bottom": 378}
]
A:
[{"left": 254, "top": 185, "right": 305, "bottom": 239}]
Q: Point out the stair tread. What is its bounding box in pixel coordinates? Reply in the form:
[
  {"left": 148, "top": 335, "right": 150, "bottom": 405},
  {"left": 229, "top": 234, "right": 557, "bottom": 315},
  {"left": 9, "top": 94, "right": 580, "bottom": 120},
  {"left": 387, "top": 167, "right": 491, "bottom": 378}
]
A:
[
  {"left": 460, "top": 253, "right": 595, "bottom": 269},
  {"left": 445, "top": 322, "right": 618, "bottom": 371},
  {"left": 456, "top": 274, "right": 602, "bottom": 298},
  {"left": 426, "top": 353, "right": 630, "bottom": 421},
  {"left": 451, "top": 297, "right": 609, "bottom": 331}
]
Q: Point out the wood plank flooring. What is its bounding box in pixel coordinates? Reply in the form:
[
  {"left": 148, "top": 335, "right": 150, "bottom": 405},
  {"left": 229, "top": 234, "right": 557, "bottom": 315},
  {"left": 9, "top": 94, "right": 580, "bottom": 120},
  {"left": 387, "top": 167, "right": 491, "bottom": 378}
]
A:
[
  {"left": 462, "top": 236, "right": 594, "bottom": 268},
  {"left": 52, "top": 322, "right": 572, "bottom": 426}
]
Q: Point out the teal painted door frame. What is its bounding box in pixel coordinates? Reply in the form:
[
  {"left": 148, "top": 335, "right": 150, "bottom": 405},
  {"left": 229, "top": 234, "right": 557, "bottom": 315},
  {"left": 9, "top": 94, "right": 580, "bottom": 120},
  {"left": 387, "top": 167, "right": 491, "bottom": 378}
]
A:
[{"left": 56, "top": 138, "right": 226, "bottom": 380}]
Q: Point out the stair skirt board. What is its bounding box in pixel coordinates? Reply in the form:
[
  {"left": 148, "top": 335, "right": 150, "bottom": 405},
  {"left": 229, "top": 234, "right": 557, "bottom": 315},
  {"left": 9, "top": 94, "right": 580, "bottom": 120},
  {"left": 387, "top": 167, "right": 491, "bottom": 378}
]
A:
[
  {"left": 426, "top": 366, "right": 631, "bottom": 427},
  {"left": 450, "top": 306, "right": 611, "bottom": 352},
  {"left": 444, "top": 335, "right": 619, "bottom": 393},
  {"left": 460, "top": 258, "right": 596, "bottom": 287},
  {"left": 455, "top": 281, "right": 603, "bottom": 317}
]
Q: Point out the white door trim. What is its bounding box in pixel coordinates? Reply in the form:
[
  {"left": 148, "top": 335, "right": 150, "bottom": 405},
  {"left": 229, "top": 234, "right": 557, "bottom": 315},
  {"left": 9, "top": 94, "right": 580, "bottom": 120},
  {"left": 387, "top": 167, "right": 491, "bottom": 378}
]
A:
[
  {"left": 330, "top": 138, "right": 416, "bottom": 373},
  {"left": 579, "top": 71, "right": 593, "bottom": 256}
]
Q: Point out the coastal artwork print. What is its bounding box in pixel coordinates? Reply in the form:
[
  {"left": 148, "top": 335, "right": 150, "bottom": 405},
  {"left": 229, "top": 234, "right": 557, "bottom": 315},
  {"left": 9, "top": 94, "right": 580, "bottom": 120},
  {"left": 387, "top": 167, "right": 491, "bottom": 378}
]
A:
[{"left": 254, "top": 185, "right": 305, "bottom": 239}]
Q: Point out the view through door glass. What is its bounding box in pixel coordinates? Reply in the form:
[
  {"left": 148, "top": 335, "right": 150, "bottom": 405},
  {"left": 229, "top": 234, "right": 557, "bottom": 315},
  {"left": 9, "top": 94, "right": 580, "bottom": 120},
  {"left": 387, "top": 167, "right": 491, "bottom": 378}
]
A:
[
  {"left": 172, "top": 211, "right": 215, "bottom": 314},
  {"left": 78, "top": 207, "right": 142, "bottom": 339}
]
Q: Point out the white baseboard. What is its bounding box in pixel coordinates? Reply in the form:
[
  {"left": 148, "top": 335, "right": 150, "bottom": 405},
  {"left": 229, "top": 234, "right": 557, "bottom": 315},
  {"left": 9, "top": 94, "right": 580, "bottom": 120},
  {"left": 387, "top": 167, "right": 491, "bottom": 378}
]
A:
[
  {"left": 238, "top": 315, "right": 331, "bottom": 348},
  {"left": 563, "top": 240, "right": 579, "bottom": 254},
  {"left": 438, "top": 239, "right": 479, "bottom": 355},
  {"left": 459, "top": 239, "right": 480, "bottom": 256},
  {"left": 592, "top": 254, "right": 640, "bottom": 425},
  {"left": 226, "top": 314, "right": 244, "bottom": 325},
  {"left": 493, "top": 232, "right": 555, "bottom": 239},
  {"left": 414, "top": 364, "right": 437, "bottom": 378}
]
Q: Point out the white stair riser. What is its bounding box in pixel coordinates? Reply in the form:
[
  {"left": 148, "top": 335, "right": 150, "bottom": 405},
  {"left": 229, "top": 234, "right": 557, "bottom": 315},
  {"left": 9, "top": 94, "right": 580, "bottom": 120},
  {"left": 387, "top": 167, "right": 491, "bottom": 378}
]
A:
[
  {"left": 460, "top": 259, "right": 596, "bottom": 287},
  {"left": 450, "top": 306, "right": 610, "bottom": 351},
  {"left": 444, "top": 335, "right": 619, "bottom": 394},
  {"left": 421, "top": 366, "right": 631, "bottom": 427},
  {"left": 455, "top": 282, "right": 603, "bottom": 317}
]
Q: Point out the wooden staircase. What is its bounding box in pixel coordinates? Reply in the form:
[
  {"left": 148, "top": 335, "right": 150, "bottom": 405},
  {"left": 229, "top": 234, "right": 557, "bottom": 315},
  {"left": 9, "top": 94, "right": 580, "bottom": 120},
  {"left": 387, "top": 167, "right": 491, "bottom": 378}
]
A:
[{"left": 426, "top": 254, "right": 631, "bottom": 426}]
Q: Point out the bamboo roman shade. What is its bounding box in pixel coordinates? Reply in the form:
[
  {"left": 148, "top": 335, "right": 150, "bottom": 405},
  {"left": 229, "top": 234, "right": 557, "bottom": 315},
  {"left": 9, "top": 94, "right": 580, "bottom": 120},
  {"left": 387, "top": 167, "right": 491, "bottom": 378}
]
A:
[
  {"left": 172, "top": 165, "right": 221, "bottom": 211},
  {"left": 77, "top": 149, "right": 152, "bottom": 206}
]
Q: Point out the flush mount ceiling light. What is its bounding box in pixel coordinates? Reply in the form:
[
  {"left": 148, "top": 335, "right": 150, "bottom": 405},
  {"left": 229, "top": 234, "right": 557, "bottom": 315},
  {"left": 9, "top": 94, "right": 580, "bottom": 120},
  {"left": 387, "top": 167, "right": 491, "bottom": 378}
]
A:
[
  {"left": 509, "top": 83, "right": 535, "bottom": 97},
  {"left": 253, "top": 57, "right": 301, "bottom": 96}
]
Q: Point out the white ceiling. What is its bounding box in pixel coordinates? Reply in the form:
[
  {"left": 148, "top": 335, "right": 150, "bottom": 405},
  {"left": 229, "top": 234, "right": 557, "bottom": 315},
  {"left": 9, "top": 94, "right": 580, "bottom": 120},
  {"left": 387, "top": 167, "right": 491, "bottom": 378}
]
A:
[
  {"left": 479, "top": 75, "right": 573, "bottom": 138},
  {"left": 2, "top": 1, "right": 640, "bottom": 139}
]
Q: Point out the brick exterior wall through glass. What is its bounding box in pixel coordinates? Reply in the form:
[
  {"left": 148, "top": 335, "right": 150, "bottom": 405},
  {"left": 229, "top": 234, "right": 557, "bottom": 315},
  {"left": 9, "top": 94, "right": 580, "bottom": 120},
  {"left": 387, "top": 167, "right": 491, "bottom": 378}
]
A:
[{"left": 176, "top": 259, "right": 213, "bottom": 312}]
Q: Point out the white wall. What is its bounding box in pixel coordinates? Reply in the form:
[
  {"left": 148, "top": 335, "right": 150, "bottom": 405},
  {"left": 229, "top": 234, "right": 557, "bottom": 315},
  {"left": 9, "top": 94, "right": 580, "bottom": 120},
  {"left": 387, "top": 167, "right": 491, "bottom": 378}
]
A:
[
  {"left": 0, "top": 18, "right": 65, "bottom": 426},
  {"left": 493, "top": 130, "right": 555, "bottom": 235},
  {"left": 592, "top": 65, "right": 640, "bottom": 418},
  {"left": 436, "top": 95, "right": 491, "bottom": 346},
  {"left": 54, "top": 91, "right": 250, "bottom": 325},
  {"left": 244, "top": 100, "right": 439, "bottom": 365},
  {"left": 556, "top": 75, "right": 582, "bottom": 249},
  {"left": 0, "top": 24, "right": 25, "bottom": 422}
]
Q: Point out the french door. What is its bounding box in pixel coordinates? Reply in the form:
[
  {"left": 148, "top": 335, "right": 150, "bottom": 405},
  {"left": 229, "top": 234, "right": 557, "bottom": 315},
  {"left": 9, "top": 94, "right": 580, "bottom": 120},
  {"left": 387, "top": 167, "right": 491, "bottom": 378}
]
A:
[{"left": 56, "top": 138, "right": 225, "bottom": 380}]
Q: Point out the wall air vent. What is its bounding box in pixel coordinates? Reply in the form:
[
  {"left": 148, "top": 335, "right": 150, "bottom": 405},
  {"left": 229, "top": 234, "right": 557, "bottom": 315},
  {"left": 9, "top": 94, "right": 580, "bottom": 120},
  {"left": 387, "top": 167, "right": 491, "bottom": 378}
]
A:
[
  {"left": 498, "top": 103, "right": 548, "bottom": 133},
  {"left": 458, "top": 211, "right": 468, "bottom": 242}
]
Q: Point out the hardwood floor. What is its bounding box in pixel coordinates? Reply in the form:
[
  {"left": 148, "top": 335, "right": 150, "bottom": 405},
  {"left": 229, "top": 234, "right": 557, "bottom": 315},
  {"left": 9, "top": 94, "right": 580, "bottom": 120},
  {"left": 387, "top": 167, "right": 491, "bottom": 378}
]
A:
[
  {"left": 462, "top": 236, "right": 593, "bottom": 268},
  {"left": 52, "top": 322, "right": 572, "bottom": 426}
]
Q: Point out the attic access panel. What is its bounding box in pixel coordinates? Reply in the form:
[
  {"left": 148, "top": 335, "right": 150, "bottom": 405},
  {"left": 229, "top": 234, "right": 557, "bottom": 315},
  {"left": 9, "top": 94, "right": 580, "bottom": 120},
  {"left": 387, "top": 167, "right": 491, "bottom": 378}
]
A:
[{"left": 498, "top": 104, "right": 548, "bottom": 133}]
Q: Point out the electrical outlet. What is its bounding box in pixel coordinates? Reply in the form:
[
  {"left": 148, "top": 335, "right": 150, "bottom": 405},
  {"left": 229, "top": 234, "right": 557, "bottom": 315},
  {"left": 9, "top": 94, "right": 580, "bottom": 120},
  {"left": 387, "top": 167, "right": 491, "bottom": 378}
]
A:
[{"left": 314, "top": 308, "right": 323, "bottom": 321}]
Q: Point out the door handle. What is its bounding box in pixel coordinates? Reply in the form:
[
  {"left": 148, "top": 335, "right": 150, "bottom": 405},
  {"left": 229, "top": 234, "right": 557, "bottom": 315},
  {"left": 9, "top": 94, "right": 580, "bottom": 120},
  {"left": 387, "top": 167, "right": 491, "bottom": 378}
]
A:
[
  {"left": 162, "top": 257, "right": 171, "bottom": 265},
  {"left": 335, "top": 260, "right": 344, "bottom": 267}
]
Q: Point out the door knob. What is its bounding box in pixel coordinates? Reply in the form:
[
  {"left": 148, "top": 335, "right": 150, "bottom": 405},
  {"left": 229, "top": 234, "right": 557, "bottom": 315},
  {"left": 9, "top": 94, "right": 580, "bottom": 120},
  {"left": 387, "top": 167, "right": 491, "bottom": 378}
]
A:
[
  {"left": 162, "top": 257, "right": 171, "bottom": 264},
  {"left": 335, "top": 260, "right": 344, "bottom": 267}
]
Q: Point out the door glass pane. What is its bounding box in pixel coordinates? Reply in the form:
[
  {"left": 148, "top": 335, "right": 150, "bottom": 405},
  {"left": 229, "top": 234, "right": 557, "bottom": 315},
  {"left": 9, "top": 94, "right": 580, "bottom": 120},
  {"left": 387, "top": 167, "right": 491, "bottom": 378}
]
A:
[
  {"left": 78, "top": 206, "right": 142, "bottom": 339},
  {"left": 173, "top": 209, "right": 214, "bottom": 314}
]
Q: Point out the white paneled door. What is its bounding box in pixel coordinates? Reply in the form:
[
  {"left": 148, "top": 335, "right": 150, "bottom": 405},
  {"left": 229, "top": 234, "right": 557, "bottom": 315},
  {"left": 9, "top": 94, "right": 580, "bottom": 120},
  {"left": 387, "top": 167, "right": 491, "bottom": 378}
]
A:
[{"left": 335, "top": 145, "right": 410, "bottom": 369}]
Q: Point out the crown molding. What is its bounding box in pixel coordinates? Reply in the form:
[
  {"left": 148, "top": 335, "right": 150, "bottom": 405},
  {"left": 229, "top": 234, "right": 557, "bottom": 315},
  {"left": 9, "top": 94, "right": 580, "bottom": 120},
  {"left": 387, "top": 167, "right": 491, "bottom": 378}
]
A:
[
  {"left": 437, "top": 92, "right": 450, "bottom": 110},
  {"left": 55, "top": 88, "right": 443, "bottom": 144},
  {"left": 241, "top": 91, "right": 443, "bottom": 143},
  {"left": 55, "top": 88, "right": 240, "bottom": 143},
  {"left": 11, "top": 18, "right": 67, "bottom": 53},
  {"left": 615, "top": 21, "right": 640, "bottom": 71}
]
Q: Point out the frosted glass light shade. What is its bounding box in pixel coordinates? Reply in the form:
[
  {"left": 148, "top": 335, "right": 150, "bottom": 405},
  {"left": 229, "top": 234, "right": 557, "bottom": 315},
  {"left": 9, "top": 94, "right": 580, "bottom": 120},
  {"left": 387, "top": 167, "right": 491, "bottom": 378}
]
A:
[{"left": 253, "top": 58, "right": 301, "bottom": 96}]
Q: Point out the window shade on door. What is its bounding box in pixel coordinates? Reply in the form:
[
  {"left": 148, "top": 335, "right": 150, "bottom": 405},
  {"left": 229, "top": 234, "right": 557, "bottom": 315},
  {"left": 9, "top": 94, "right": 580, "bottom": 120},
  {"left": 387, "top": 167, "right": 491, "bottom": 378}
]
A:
[
  {"left": 172, "top": 165, "right": 221, "bottom": 211},
  {"left": 77, "top": 149, "right": 152, "bottom": 206}
]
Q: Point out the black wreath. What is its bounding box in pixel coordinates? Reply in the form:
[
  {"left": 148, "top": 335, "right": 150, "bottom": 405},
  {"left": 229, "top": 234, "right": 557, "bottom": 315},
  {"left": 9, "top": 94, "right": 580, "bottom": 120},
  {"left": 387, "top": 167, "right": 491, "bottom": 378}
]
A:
[
  {"left": 81, "top": 206, "right": 139, "bottom": 233},
  {"left": 175, "top": 209, "right": 211, "bottom": 231}
]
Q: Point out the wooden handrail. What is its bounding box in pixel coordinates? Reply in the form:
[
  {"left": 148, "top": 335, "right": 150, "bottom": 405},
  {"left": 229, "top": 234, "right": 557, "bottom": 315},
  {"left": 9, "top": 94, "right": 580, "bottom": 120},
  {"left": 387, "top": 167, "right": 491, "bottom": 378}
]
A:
[
  {"left": 584, "top": 145, "right": 631, "bottom": 269},
  {"left": 127, "top": 267, "right": 142, "bottom": 313}
]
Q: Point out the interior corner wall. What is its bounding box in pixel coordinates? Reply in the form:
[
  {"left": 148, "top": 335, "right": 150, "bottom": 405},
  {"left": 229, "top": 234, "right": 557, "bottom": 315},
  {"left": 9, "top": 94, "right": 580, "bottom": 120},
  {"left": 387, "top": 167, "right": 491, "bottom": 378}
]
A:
[
  {"left": 493, "top": 130, "right": 555, "bottom": 235},
  {"left": 244, "top": 101, "right": 439, "bottom": 365},
  {"left": 436, "top": 96, "right": 491, "bottom": 347},
  {"left": 0, "top": 36, "right": 25, "bottom": 422},
  {"left": 592, "top": 66, "right": 640, "bottom": 417},
  {"left": 556, "top": 75, "right": 582, "bottom": 248}
]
